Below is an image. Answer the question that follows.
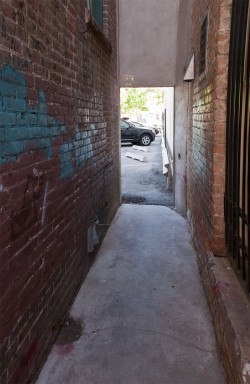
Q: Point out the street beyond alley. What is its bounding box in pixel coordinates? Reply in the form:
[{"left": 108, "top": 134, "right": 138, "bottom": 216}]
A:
[{"left": 121, "top": 136, "right": 173, "bottom": 206}]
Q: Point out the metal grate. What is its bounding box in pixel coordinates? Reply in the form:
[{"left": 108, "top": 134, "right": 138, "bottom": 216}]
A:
[{"left": 225, "top": 0, "right": 250, "bottom": 294}]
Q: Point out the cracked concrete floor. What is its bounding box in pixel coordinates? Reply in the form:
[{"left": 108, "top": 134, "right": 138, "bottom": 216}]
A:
[{"left": 36, "top": 205, "right": 226, "bottom": 384}]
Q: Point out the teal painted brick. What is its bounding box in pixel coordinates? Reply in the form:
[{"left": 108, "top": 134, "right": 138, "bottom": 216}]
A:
[
  {"left": 81, "top": 131, "right": 88, "bottom": 139},
  {"left": 60, "top": 125, "right": 67, "bottom": 134},
  {"left": 1, "top": 66, "right": 25, "bottom": 86},
  {"left": 33, "top": 126, "right": 47, "bottom": 137},
  {"left": 36, "top": 137, "right": 52, "bottom": 150},
  {"left": 74, "top": 141, "right": 81, "bottom": 149},
  {"left": 26, "top": 126, "right": 42, "bottom": 138},
  {"left": 0, "top": 141, "right": 24, "bottom": 157},
  {"left": 0, "top": 65, "right": 96, "bottom": 177},
  {"left": 3, "top": 97, "right": 27, "bottom": 112},
  {"left": 4, "top": 127, "right": 20, "bottom": 141},
  {"left": 38, "top": 114, "right": 48, "bottom": 126},
  {"left": 0, "top": 80, "right": 19, "bottom": 97},
  {"left": 0, "top": 112, "right": 16, "bottom": 126},
  {"left": 76, "top": 154, "right": 85, "bottom": 165},
  {"left": 37, "top": 91, "right": 47, "bottom": 114},
  {"left": 0, "top": 128, "right": 4, "bottom": 141},
  {"left": 75, "top": 148, "right": 81, "bottom": 157},
  {"left": 47, "top": 116, "right": 56, "bottom": 125},
  {"left": 45, "top": 126, "right": 60, "bottom": 136},
  {"left": 26, "top": 113, "right": 38, "bottom": 125},
  {"left": 60, "top": 143, "right": 69, "bottom": 154},
  {"left": 16, "top": 114, "right": 26, "bottom": 126},
  {"left": 62, "top": 152, "right": 72, "bottom": 161},
  {"left": 21, "top": 113, "right": 37, "bottom": 125},
  {"left": 60, "top": 158, "right": 74, "bottom": 177},
  {"left": 16, "top": 85, "right": 27, "bottom": 98}
]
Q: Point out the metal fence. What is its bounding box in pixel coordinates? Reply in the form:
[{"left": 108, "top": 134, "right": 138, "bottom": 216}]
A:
[{"left": 225, "top": 0, "right": 250, "bottom": 294}]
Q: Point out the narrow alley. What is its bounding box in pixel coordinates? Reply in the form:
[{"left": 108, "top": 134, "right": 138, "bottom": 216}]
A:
[
  {"left": 1, "top": 0, "right": 249, "bottom": 383},
  {"left": 36, "top": 204, "right": 226, "bottom": 384}
]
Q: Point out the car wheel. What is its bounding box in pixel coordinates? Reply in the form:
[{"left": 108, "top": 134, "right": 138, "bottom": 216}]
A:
[{"left": 139, "top": 134, "right": 151, "bottom": 146}]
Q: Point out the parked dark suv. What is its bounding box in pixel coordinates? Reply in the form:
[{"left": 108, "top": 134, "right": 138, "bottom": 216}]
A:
[{"left": 120, "top": 119, "right": 155, "bottom": 146}]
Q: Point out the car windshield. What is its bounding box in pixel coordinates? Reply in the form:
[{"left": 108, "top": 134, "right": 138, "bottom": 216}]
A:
[
  {"left": 120, "top": 120, "right": 130, "bottom": 129},
  {"left": 131, "top": 121, "right": 144, "bottom": 128},
  {"left": 128, "top": 121, "right": 136, "bottom": 127},
  {"left": 131, "top": 122, "right": 141, "bottom": 127}
]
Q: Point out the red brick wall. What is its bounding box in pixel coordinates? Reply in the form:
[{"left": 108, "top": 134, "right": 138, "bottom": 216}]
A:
[
  {"left": 0, "top": 1, "right": 120, "bottom": 383},
  {"left": 187, "top": 0, "right": 232, "bottom": 257}
]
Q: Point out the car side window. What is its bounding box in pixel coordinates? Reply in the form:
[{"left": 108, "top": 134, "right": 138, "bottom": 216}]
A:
[{"left": 121, "top": 120, "right": 130, "bottom": 129}]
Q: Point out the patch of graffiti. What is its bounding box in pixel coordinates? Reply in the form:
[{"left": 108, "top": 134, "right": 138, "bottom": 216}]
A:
[
  {"left": 60, "top": 125, "right": 95, "bottom": 177},
  {"left": 0, "top": 65, "right": 95, "bottom": 177},
  {"left": 11, "top": 168, "right": 47, "bottom": 238}
]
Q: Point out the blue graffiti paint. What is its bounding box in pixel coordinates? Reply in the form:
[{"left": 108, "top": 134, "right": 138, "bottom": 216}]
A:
[{"left": 0, "top": 66, "right": 95, "bottom": 177}]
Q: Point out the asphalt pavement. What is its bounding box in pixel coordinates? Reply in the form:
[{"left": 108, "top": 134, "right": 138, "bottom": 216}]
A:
[{"left": 121, "top": 135, "right": 174, "bottom": 206}]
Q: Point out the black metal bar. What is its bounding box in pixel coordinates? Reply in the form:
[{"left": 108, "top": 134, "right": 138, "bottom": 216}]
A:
[
  {"left": 225, "top": 0, "right": 250, "bottom": 295},
  {"left": 241, "top": 9, "right": 250, "bottom": 282},
  {"left": 246, "top": 22, "right": 250, "bottom": 292},
  {"left": 236, "top": 1, "right": 248, "bottom": 273},
  {"left": 226, "top": 0, "right": 238, "bottom": 253}
]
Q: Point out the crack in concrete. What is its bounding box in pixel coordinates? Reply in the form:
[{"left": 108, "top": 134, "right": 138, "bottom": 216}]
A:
[{"left": 84, "top": 324, "right": 215, "bottom": 354}]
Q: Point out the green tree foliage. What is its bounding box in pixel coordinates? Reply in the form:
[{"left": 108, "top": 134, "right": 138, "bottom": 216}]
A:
[
  {"left": 120, "top": 88, "right": 149, "bottom": 114},
  {"left": 154, "top": 89, "right": 164, "bottom": 105}
]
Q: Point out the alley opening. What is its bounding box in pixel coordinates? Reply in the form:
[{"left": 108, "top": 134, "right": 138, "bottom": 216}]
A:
[{"left": 120, "top": 87, "right": 174, "bottom": 207}]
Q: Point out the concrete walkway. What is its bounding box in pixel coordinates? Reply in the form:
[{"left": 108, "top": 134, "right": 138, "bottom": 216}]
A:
[{"left": 36, "top": 205, "right": 226, "bottom": 384}]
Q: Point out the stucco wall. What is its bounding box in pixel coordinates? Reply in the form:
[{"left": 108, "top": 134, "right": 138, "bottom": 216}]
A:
[
  {"left": 119, "top": 0, "right": 180, "bottom": 87},
  {"left": 174, "top": 85, "right": 189, "bottom": 214},
  {"left": 174, "top": 0, "right": 193, "bottom": 215},
  {"left": 175, "top": 0, "right": 194, "bottom": 86}
]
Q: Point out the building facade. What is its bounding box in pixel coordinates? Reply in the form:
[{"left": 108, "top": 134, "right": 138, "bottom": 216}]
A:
[{"left": 0, "top": 1, "right": 120, "bottom": 383}]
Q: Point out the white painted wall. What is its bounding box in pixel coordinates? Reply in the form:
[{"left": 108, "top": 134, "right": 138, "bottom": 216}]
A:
[
  {"left": 164, "top": 87, "right": 174, "bottom": 158},
  {"left": 119, "top": 0, "right": 180, "bottom": 87},
  {"left": 174, "top": 0, "right": 193, "bottom": 215}
]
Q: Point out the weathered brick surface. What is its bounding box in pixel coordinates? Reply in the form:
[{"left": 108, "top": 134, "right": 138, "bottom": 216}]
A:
[
  {"left": 186, "top": 1, "right": 250, "bottom": 383},
  {"left": 187, "top": 0, "right": 231, "bottom": 257},
  {"left": 192, "top": 231, "right": 250, "bottom": 384},
  {"left": 0, "top": 1, "right": 120, "bottom": 383}
]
